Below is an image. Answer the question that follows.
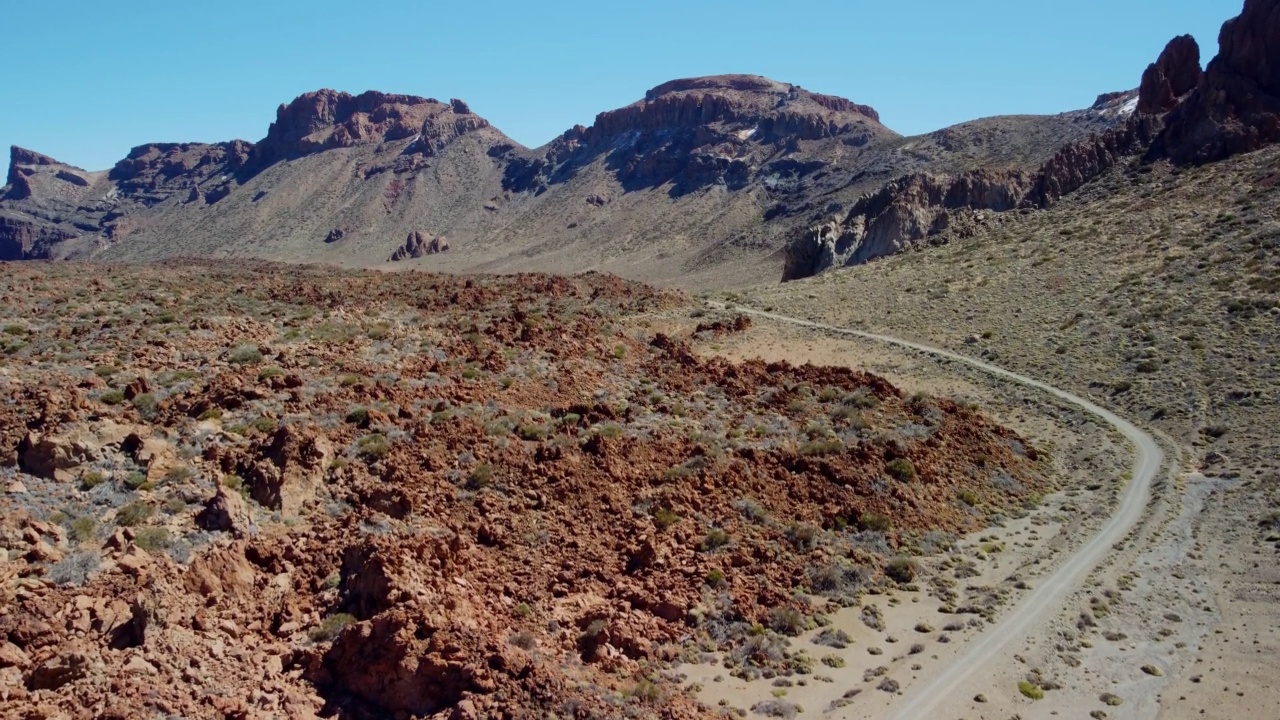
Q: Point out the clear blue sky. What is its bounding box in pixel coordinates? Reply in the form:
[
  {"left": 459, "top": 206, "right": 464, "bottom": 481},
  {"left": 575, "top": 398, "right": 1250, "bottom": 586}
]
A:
[{"left": 0, "top": 0, "right": 1241, "bottom": 171}]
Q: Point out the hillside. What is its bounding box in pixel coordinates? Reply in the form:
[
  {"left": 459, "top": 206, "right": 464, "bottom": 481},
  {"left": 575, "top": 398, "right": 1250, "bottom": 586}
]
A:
[{"left": 1, "top": 76, "right": 1130, "bottom": 286}]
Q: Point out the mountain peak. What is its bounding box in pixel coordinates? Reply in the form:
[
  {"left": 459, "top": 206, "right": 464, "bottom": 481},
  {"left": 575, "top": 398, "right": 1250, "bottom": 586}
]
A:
[{"left": 255, "top": 89, "right": 490, "bottom": 165}]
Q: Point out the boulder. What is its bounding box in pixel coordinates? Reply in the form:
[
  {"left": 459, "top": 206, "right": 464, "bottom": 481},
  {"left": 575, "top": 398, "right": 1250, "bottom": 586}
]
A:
[{"left": 1137, "top": 35, "right": 1203, "bottom": 115}]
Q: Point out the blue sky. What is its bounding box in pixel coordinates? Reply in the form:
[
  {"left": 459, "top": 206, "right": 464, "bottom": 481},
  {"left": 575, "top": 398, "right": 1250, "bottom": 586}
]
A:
[{"left": 0, "top": 0, "right": 1241, "bottom": 171}]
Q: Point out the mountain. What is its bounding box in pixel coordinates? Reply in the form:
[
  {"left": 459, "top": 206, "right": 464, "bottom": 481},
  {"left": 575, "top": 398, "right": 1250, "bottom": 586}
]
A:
[
  {"left": 1, "top": 76, "right": 1129, "bottom": 286},
  {"left": 785, "top": 0, "right": 1280, "bottom": 279}
]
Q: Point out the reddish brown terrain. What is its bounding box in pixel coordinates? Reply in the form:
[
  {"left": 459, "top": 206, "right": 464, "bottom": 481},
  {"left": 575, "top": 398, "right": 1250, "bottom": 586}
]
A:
[{"left": 0, "top": 262, "right": 1044, "bottom": 719}]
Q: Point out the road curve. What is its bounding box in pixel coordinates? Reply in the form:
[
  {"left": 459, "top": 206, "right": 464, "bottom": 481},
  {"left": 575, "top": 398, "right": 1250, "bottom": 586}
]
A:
[{"left": 707, "top": 303, "right": 1164, "bottom": 719}]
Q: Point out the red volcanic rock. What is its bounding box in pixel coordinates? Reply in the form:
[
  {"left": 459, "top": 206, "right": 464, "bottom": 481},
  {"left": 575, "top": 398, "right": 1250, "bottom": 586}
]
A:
[
  {"left": 1154, "top": 0, "right": 1280, "bottom": 163},
  {"left": 1025, "top": 114, "right": 1163, "bottom": 206},
  {"left": 1137, "top": 35, "right": 1203, "bottom": 114},
  {"left": 0, "top": 213, "right": 78, "bottom": 260}
]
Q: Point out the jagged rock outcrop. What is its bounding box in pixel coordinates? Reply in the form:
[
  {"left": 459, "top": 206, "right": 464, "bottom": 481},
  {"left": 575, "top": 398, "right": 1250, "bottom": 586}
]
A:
[
  {"left": 1137, "top": 35, "right": 1203, "bottom": 114},
  {"left": 1153, "top": 0, "right": 1280, "bottom": 164},
  {"left": 0, "top": 213, "right": 78, "bottom": 260},
  {"left": 1025, "top": 114, "right": 1163, "bottom": 206},
  {"left": 504, "top": 74, "right": 892, "bottom": 196},
  {"left": 253, "top": 90, "right": 491, "bottom": 166},
  {"left": 389, "top": 230, "right": 448, "bottom": 261},
  {"left": 785, "top": 169, "right": 1030, "bottom": 277},
  {"left": 786, "top": 113, "right": 1165, "bottom": 278},
  {"left": 109, "top": 141, "right": 251, "bottom": 197}
]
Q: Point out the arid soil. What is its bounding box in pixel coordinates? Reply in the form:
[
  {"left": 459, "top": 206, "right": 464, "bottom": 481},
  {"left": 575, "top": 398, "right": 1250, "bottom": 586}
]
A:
[
  {"left": 735, "top": 143, "right": 1280, "bottom": 718},
  {"left": 0, "top": 261, "right": 1048, "bottom": 719}
]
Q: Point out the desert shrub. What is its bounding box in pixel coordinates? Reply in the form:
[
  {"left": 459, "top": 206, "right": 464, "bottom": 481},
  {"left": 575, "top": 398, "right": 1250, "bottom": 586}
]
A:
[
  {"left": 956, "top": 487, "right": 979, "bottom": 506},
  {"left": 1018, "top": 681, "right": 1044, "bottom": 699},
  {"left": 345, "top": 407, "right": 370, "bottom": 425},
  {"left": 357, "top": 434, "right": 390, "bottom": 461},
  {"left": 46, "top": 549, "right": 100, "bottom": 586},
  {"left": 768, "top": 606, "right": 807, "bottom": 636},
  {"left": 705, "top": 568, "right": 727, "bottom": 588},
  {"left": 629, "top": 678, "right": 661, "bottom": 703},
  {"left": 877, "top": 677, "right": 900, "bottom": 693},
  {"left": 785, "top": 522, "right": 820, "bottom": 551},
  {"left": 2, "top": 325, "right": 26, "bottom": 336},
  {"left": 595, "top": 423, "right": 624, "bottom": 438},
  {"left": 886, "top": 458, "right": 916, "bottom": 481},
  {"left": 164, "top": 465, "right": 194, "bottom": 483},
  {"left": 309, "top": 613, "right": 356, "bottom": 642},
  {"left": 799, "top": 438, "right": 842, "bottom": 456},
  {"left": 69, "top": 516, "right": 98, "bottom": 542},
  {"left": 228, "top": 345, "right": 264, "bottom": 365},
  {"left": 653, "top": 507, "right": 680, "bottom": 530},
  {"left": 134, "top": 527, "right": 173, "bottom": 551},
  {"left": 701, "top": 527, "right": 731, "bottom": 552},
  {"left": 807, "top": 559, "right": 868, "bottom": 597},
  {"left": 750, "top": 699, "right": 800, "bottom": 719},
  {"left": 116, "top": 501, "right": 154, "bottom": 527},
  {"left": 93, "top": 364, "right": 118, "bottom": 378},
  {"left": 885, "top": 556, "right": 917, "bottom": 583},
  {"left": 197, "top": 407, "right": 223, "bottom": 421},
  {"left": 858, "top": 512, "right": 892, "bottom": 533},
  {"left": 509, "top": 631, "right": 537, "bottom": 650},
  {"left": 821, "top": 654, "right": 846, "bottom": 668},
  {"left": 81, "top": 471, "right": 107, "bottom": 490},
  {"left": 123, "top": 471, "right": 149, "bottom": 490},
  {"left": 517, "top": 424, "right": 550, "bottom": 441},
  {"left": 100, "top": 390, "right": 125, "bottom": 406},
  {"left": 467, "top": 463, "right": 493, "bottom": 490},
  {"left": 132, "top": 393, "right": 158, "bottom": 419},
  {"left": 814, "top": 628, "right": 852, "bottom": 649},
  {"left": 249, "top": 416, "right": 277, "bottom": 434},
  {"left": 734, "top": 497, "right": 767, "bottom": 523},
  {"left": 257, "top": 366, "right": 285, "bottom": 382}
]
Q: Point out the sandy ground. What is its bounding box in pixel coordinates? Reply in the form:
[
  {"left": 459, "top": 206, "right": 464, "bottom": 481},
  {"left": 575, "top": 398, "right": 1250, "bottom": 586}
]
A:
[{"left": 665, "top": 312, "right": 1280, "bottom": 719}]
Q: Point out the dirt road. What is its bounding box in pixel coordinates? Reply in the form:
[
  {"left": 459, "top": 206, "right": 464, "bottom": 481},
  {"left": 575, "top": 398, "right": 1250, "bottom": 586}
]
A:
[{"left": 708, "top": 303, "right": 1165, "bottom": 719}]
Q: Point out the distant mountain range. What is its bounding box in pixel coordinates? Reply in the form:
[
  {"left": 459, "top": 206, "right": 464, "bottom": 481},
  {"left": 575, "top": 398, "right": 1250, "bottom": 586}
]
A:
[{"left": 2, "top": 0, "right": 1275, "bottom": 287}]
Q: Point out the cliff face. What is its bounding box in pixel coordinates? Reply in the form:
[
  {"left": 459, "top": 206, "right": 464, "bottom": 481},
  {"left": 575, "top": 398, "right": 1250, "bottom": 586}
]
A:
[
  {"left": 1136, "top": 35, "right": 1203, "bottom": 115},
  {"left": 1152, "top": 0, "right": 1280, "bottom": 164},
  {"left": 503, "top": 75, "right": 894, "bottom": 197},
  {"left": 783, "top": 113, "right": 1164, "bottom": 279}
]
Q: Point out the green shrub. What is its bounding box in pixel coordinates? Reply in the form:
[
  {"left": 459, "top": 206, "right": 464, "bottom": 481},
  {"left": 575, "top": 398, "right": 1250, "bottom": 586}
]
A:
[
  {"left": 886, "top": 458, "right": 916, "bottom": 481},
  {"left": 356, "top": 433, "right": 390, "bottom": 461},
  {"left": 197, "top": 407, "right": 223, "bottom": 421},
  {"left": 81, "top": 471, "right": 107, "bottom": 490},
  {"left": 115, "top": 501, "right": 154, "bottom": 527},
  {"left": 132, "top": 393, "right": 158, "bottom": 419},
  {"left": 257, "top": 366, "right": 285, "bottom": 382},
  {"left": 2, "top": 325, "right": 26, "bottom": 336},
  {"left": 956, "top": 487, "right": 979, "bottom": 506},
  {"left": 70, "top": 516, "right": 98, "bottom": 542},
  {"left": 123, "top": 471, "right": 149, "bottom": 490},
  {"left": 228, "top": 345, "right": 264, "bottom": 365},
  {"left": 820, "top": 654, "right": 846, "bottom": 668},
  {"left": 768, "top": 606, "right": 807, "bottom": 635},
  {"left": 885, "top": 556, "right": 917, "bottom": 583},
  {"left": 250, "top": 416, "right": 277, "bottom": 434},
  {"left": 701, "top": 528, "right": 731, "bottom": 552},
  {"left": 467, "top": 463, "right": 493, "bottom": 490},
  {"left": 1018, "top": 681, "right": 1044, "bottom": 700},
  {"left": 629, "top": 678, "right": 661, "bottom": 702},
  {"left": 652, "top": 507, "right": 680, "bottom": 530},
  {"left": 134, "top": 527, "right": 173, "bottom": 551},
  {"left": 705, "top": 568, "right": 727, "bottom": 588},
  {"left": 100, "top": 390, "right": 125, "bottom": 406},
  {"left": 858, "top": 512, "right": 892, "bottom": 533},
  {"left": 309, "top": 613, "right": 356, "bottom": 642},
  {"left": 345, "top": 407, "right": 370, "bottom": 425}
]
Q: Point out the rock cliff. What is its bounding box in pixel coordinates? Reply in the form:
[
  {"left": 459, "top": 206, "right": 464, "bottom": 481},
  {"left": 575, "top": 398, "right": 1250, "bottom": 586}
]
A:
[{"left": 1152, "top": 0, "right": 1280, "bottom": 164}]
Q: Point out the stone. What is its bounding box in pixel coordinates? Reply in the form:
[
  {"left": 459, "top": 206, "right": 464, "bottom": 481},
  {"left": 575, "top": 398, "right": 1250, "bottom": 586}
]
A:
[{"left": 1137, "top": 35, "right": 1202, "bottom": 115}]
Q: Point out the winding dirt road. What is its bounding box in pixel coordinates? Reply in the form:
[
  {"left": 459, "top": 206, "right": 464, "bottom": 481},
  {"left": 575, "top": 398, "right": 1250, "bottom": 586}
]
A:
[{"left": 708, "top": 303, "right": 1164, "bottom": 719}]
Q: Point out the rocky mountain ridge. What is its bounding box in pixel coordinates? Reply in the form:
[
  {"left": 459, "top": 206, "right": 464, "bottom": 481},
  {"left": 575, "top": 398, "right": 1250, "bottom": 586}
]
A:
[
  {"left": 785, "top": 0, "right": 1280, "bottom": 279},
  {"left": 2, "top": 0, "right": 1275, "bottom": 287}
]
